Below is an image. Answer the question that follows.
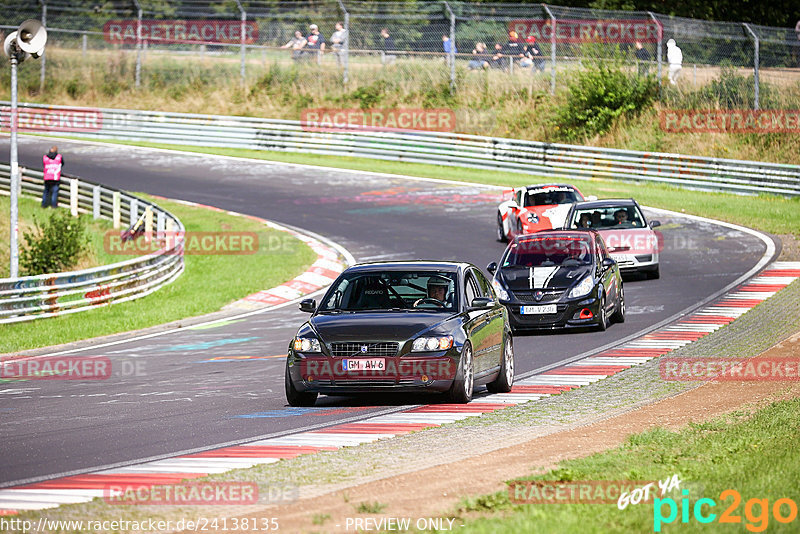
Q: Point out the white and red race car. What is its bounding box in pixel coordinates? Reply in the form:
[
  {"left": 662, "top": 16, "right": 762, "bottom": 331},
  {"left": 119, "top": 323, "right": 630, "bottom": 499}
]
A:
[{"left": 496, "top": 184, "right": 595, "bottom": 242}]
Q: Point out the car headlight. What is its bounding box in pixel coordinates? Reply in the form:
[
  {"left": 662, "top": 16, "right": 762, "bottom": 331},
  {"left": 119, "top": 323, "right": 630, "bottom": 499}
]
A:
[
  {"left": 492, "top": 279, "right": 509, "bottom": 301},
  {"left": 293, "top": 337, "right": 322, "bottom": 353},
  {"left": 568, "top": 276, "right": 594, "bottom": 299},
  {"left": 412, "top": 336, "right": 453, "bottom": 352},
  {"left": 526, "top": 212, "right": 539, "bottom": 224}
]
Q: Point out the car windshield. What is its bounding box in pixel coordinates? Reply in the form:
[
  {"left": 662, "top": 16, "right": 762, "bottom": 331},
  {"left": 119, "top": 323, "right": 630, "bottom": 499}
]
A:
[
  {"left": 525, "top": 188, "right": 580, "bottom": 207},
  {"left": 570, "top": 206, "right": 645, "bottom": 229},
  {"left": 318, "top": 271, "right": 458, "bottom": 312},
  {"left": 502, "top": 236, "right": 594, "bottom": 268}
]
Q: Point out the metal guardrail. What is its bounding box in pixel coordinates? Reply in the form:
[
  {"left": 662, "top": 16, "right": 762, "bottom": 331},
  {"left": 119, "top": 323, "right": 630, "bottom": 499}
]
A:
[
  {"left": 2, "top": 102, "right": 797, "bottom": 197},
  {"left": 0, "top": 164, "right": 185, "bottom": 324}
]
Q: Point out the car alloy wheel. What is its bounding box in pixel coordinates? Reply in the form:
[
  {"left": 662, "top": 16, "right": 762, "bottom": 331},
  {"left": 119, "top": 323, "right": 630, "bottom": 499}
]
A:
[
  {"left": 487, "top": 334, "right": 514, "bottom": 393},
  {"left": 449, "top": 343, "right": 474, "bottom": 403},
  {"left": 497, "top": 212, "right": 507, "bottom": 242},
  {"left": 612, "top": 285, "right": 626, "bottom": 323},
  {"left": 597, "top": 296, "right": 608, "bottom": 331}
]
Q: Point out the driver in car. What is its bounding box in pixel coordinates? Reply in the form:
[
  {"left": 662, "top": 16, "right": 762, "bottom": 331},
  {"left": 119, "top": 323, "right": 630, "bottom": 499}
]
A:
[{"left": 414, "top": 277, "right": 449, "bottom": 307}]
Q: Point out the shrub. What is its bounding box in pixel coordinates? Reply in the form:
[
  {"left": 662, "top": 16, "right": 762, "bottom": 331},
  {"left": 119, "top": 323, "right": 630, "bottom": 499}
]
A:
[
  {"left": 20, "top": 211, "right": 89, "bottom": 276},
  {"left": 554, "top": 62, "right": 658, "bottom": 141}
]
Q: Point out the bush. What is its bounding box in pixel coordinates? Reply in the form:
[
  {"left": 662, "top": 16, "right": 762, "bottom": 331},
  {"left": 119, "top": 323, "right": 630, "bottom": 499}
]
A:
[
  {"left": 20, "top": 211, "right": 89, "bottom": 276},
  {"left": 671, "top": 65, "right": 774, "bottom": 109},
  {"left": 554, "top": 62, "right": 658, "bottom": 141}
]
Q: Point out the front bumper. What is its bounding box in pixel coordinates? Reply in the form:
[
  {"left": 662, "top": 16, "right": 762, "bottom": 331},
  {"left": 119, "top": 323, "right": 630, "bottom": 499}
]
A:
[
  {"left": 504, "top": 296, "right": 602, "bottom": 330},
  {"left": 611, "top": 253, "right": 659, "bottom": 273},
  {"left": 286, "top": 352, "right": 458, "bottom": 394}
]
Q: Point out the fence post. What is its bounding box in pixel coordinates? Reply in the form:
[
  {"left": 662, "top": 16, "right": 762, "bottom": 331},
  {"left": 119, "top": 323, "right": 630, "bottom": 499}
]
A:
[
  {"left": 444, "top": 1, "right": 457, "bottom": 92},
  {"left": 129, "top": 198, "right": 138, "bottom": 225},
  {"left": 542, "top": 4, "right": 556, "bottom": 95},
  {"left": 112, "top": 192, "right": 121, "bottom": 228},
  {"left": 743, "top": 23, "right": 759, "bottom": 110},
  {"left": 144, "top": 206, "right": 153, "bottom": 243},
  {"left": 39, "top": 0, "right": 46, "bottom": 92},
  {"left": 70, "top": 178, "right": 79, "bottom": 217},
  {"left": 337, "top": 0, "right": 350, "bottom": 86},
  {"left": 133, "top": 0, "right": 142, "bottom": 88},
  {"left": 82, "top": 33, "right": 88, "bottom": 57},
  {"left": 93, "top": 184, "right": 101, "bottom": 219},
  {"left": 235, "top": 0, "right": 246, "bottom": 87},
  {"left": 648, "top": 12, "right": 662, "bottom": 99},
  {"left": 157, "top": 210, "right": 165, "bottom": 240}
]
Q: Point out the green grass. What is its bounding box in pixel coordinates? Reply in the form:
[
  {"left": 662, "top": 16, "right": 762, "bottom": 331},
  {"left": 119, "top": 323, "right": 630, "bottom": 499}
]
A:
[
  {"left": 355, "top": 501, "right": 388, "bottom": 514},
  {"left": 448, "top": 397, "right": 800, "bottom": 533},
  {"left": 0, "top": 195, "right": 119, "bottom": 279},
  {"left": 0, "top": 193, "right": 317, "bottom": 353},
  {"left": 46, "top": 137, "right": 800, "bottom": 236}
]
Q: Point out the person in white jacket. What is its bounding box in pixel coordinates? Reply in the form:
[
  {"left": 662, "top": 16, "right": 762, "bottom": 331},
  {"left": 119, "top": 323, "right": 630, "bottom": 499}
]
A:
[{"left": 667, "top": 38, "right": 683, "bottom": 85}]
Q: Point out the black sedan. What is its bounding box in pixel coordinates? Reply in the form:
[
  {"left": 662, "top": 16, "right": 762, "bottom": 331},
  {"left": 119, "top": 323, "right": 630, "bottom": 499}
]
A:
[
  {"left": 488, "top": 230, "right": 625, "bottom": 332},
  {"left": 285, "top": 261, "right": 514, "bottom": 406}
]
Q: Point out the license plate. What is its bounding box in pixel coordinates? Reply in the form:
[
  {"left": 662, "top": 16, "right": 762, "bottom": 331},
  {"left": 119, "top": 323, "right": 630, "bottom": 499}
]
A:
[
  {"left": 611, "top": 254, "right": 630, "bottom": 262},
  {"left": 520, "top": 305, "right": 557, "bottom": 315},
  {"left": 342, "top": 358, "right": 386, "bottom": 371}
]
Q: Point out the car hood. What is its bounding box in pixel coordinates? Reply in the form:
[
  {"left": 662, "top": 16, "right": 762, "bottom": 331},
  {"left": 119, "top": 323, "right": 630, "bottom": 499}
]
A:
[
  {"left": 309, "top": 312, "right": 455, "bottom": 343},
  {"left": 500, "top": 265, "right": 592, "bottom": 290}
]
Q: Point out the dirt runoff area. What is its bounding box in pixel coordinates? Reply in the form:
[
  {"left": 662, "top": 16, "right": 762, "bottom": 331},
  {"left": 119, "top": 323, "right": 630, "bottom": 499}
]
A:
[{"left": 205, "top": 332, "right": 800, "bottom": 534}]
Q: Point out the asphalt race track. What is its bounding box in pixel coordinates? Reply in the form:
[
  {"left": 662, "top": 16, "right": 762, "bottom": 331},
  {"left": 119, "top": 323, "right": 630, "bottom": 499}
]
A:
[{"left": 0, "top": 137, "right": 775, "bottom": 486}]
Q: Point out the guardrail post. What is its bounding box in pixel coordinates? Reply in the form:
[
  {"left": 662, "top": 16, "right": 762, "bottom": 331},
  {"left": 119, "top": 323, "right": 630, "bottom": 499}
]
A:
[
  {"left": 92, "top": 185, "right": 101, "bottom": 219},
  {"left": 166, "top": 217, "right": 176, "bottom": 249},
  {"left": 542, "top": 4, "right": 556, "bottom": 95},
  {"left": 82, "top": 33, "right": 88, "bottom": 57},
  {"left": 144, "top": 206, "right": 153, "bottom": 243},
  {"left": 112, "top": 191, "right": 121, "bottom": 228},
  {"left": 157, "top": 210, "right": 165, "bottom": 239},
  {"left": 70, "top": 178, "right": 79, "bottom": 217},
  {"left": 129, "top": 198, "right": 138, "bottom": 225}
]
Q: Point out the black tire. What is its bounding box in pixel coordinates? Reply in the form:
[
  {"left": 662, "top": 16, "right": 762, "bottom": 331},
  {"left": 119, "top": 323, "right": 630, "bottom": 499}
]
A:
[
  {"left": 596, "top": 295, "right": 608, "bottom": 331},
  {"left": 285, "top": 362, "right": 318, "bottom": 407},
  {"left": 448, "top": 343, "right": 474, "bottom": 403},
  {"left": 611, "top": 284, "right": 626, "bottom": 324},
  {"left": 646, "top": 265, "right": 660, "bottom": 280},
  {"left": 487, "top": 334, "right": 514, "bottom": 393},
  {"left": 496, "top": 212, "right": 508, "bottom": 242}
]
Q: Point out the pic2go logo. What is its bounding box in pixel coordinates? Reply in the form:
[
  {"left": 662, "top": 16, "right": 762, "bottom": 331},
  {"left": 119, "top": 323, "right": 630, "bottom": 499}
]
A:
[{"left": 654, "top": 489, "right": 798, "bottom": 532}]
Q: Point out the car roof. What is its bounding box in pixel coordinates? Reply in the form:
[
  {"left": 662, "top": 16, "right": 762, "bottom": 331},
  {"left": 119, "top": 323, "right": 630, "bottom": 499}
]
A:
[
  {"left": 513, "top": 229, "right": 598, "bottom": 243},
  {"left": 345, "top": 261, "right": 468, "bottom": 273},
  {"left": 570, "top": 198, "right": 638, "bottom": 209},
  {"left": 523, "top": 184, "right": 577, "bottom": 192}
]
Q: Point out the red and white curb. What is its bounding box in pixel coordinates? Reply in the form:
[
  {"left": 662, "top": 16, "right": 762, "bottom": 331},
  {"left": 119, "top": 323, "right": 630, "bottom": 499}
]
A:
[
  {"left": 153, "top": 197, "right": 348, "bottom": 311},
  {"left": 1, "top": 263, "right": 797, "bottom": 514}
]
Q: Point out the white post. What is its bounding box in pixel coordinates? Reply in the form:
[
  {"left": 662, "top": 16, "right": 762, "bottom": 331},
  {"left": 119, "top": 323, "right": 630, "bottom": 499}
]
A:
[
  {"left": 112, "top": 191, "right": 121, "bottom": 228},
  {"left": 70, "top": 178, "right": 79, "bottom": 216},
  {"left": 82, "top": 33, "right": 88, "bottom": 57},
  {"left": 129, "top": 198, "right": 138, "bottom": 225},
  {"left": 9, "top": 55, "right": 19, "bottom": 278},
  {"left": 157, "top": 210, "right": 165, "bottom": 240},
  {"left": 144, "top": 206, "right": 153, "bottom": 243},
  {"left": 93, "top": 185, "right": 101, "bottom": 219}
]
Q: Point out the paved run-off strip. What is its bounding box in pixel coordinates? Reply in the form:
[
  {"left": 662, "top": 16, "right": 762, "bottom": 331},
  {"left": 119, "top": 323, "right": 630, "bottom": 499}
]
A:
[{"left": 0, "top": 261, "right": 798, "bottom": 514}]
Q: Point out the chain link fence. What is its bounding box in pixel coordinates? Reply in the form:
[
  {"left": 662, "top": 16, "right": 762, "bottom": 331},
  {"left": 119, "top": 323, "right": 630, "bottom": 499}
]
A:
[{"left": 1, "top": 1, "right": 799, "bottom": 109}]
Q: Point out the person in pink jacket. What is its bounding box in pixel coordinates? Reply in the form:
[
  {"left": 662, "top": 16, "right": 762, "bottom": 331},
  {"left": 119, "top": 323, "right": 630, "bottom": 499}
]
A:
[{"left": 42, "top": 145, "right": 63, "bottom": 208}]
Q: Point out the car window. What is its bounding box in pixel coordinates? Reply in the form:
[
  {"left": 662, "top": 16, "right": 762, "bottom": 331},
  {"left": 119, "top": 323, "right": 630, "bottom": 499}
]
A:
[
  {"left": 474, "top": 269, "right": 494, "bottom": 298},
  {"left": 525, "top": 188, "right": 580, "bottom": 207},
  {"left": 464, "top": 273, "right": 479, "bottom": 306},
  {"left": 319, "top": 271, "right": 458, "bottom": 311},
  {"left": 515, "top": 189, "right": 524, "bottom": 206},
  {"left": 502, "top": 236, "right": 593, "bottom": 268},
  {"left": 596, "top": 236, "right": 608, "bottom": 260},
  {"left": 571, "top": 206, "right": 644, "bottom": 229}
]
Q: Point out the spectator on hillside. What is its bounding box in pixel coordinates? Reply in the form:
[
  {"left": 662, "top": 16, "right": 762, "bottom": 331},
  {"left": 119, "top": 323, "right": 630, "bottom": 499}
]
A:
[
  {"left": 281, "top": 30, "right": 307, "bottom": 61},
  {"left": 468, "top": 42, "right": 490, "bottom": 70},
  {"left": 635, "top": 41, "right": 651, "bottom": 76},
  {"left": 380, "top": 28, "right": 396, "bottom": 65},
  {"left": 330, "top": 22, "right": 347, "bottom": 66},
  {"left": 502, "top": 31, "right": 525, "bottom": 70},
  {"left": 41, "top": 145, "right": 63, "bottom": 208},
  {"left": 667, "top": 38, "right": 682, "bottom": 85},
  {"left": 442, "top": 34, "right": 457, "bottom": 55},
  {"left": 490, "top": 42, "right": 506, "bottom": 69},
  {"left": 526, "top": 35, "right": 545, "bottom": 72},
  {"left": 305, "top": 24, "right": 325, "bottom": 61}
]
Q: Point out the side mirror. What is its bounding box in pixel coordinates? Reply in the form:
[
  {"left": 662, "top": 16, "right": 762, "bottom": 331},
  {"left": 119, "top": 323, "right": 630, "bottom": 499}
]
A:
[
  {"left": 650, "top": 220, "right": 661, "bottom": 228},
  {"left": 586, "top": 195, "right": 598, "bottom": 201},
  {"left": 299, "top": 298, "right": 317, "bottom": 313},
  {"left": 602, "top": 257, "right": 616, "bottom": 269},
  {"left": 469, "top": 297, "right": 494, "bottom": 310},
  {"left": 486, "top": 262, "right": 497, "bottom": 275}
]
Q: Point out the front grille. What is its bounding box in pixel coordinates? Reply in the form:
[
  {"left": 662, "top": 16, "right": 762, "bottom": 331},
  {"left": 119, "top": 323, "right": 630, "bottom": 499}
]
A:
[
  {"left": 635, "top": 254, "right": 653, "bottom": 262},
  {"left": 512, "top": 290, "right": 565, "bottom": 303},
  {"left": 330, "top": 342, "right": 399, "bottom": 358}
]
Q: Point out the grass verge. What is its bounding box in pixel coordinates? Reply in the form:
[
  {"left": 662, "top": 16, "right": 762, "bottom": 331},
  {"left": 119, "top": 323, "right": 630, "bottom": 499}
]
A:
[
  {"left": 0, "top": 195, "right": 117, "bottom": 278},
  {"left": 0, "top": 193, "right": 318, "bottom": 354},
  {"left": 452, "top": 395, "right": 800, "bottom": 534},
  {"left": 45, "top": 137, "right": 800, "bottom": 236}
]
